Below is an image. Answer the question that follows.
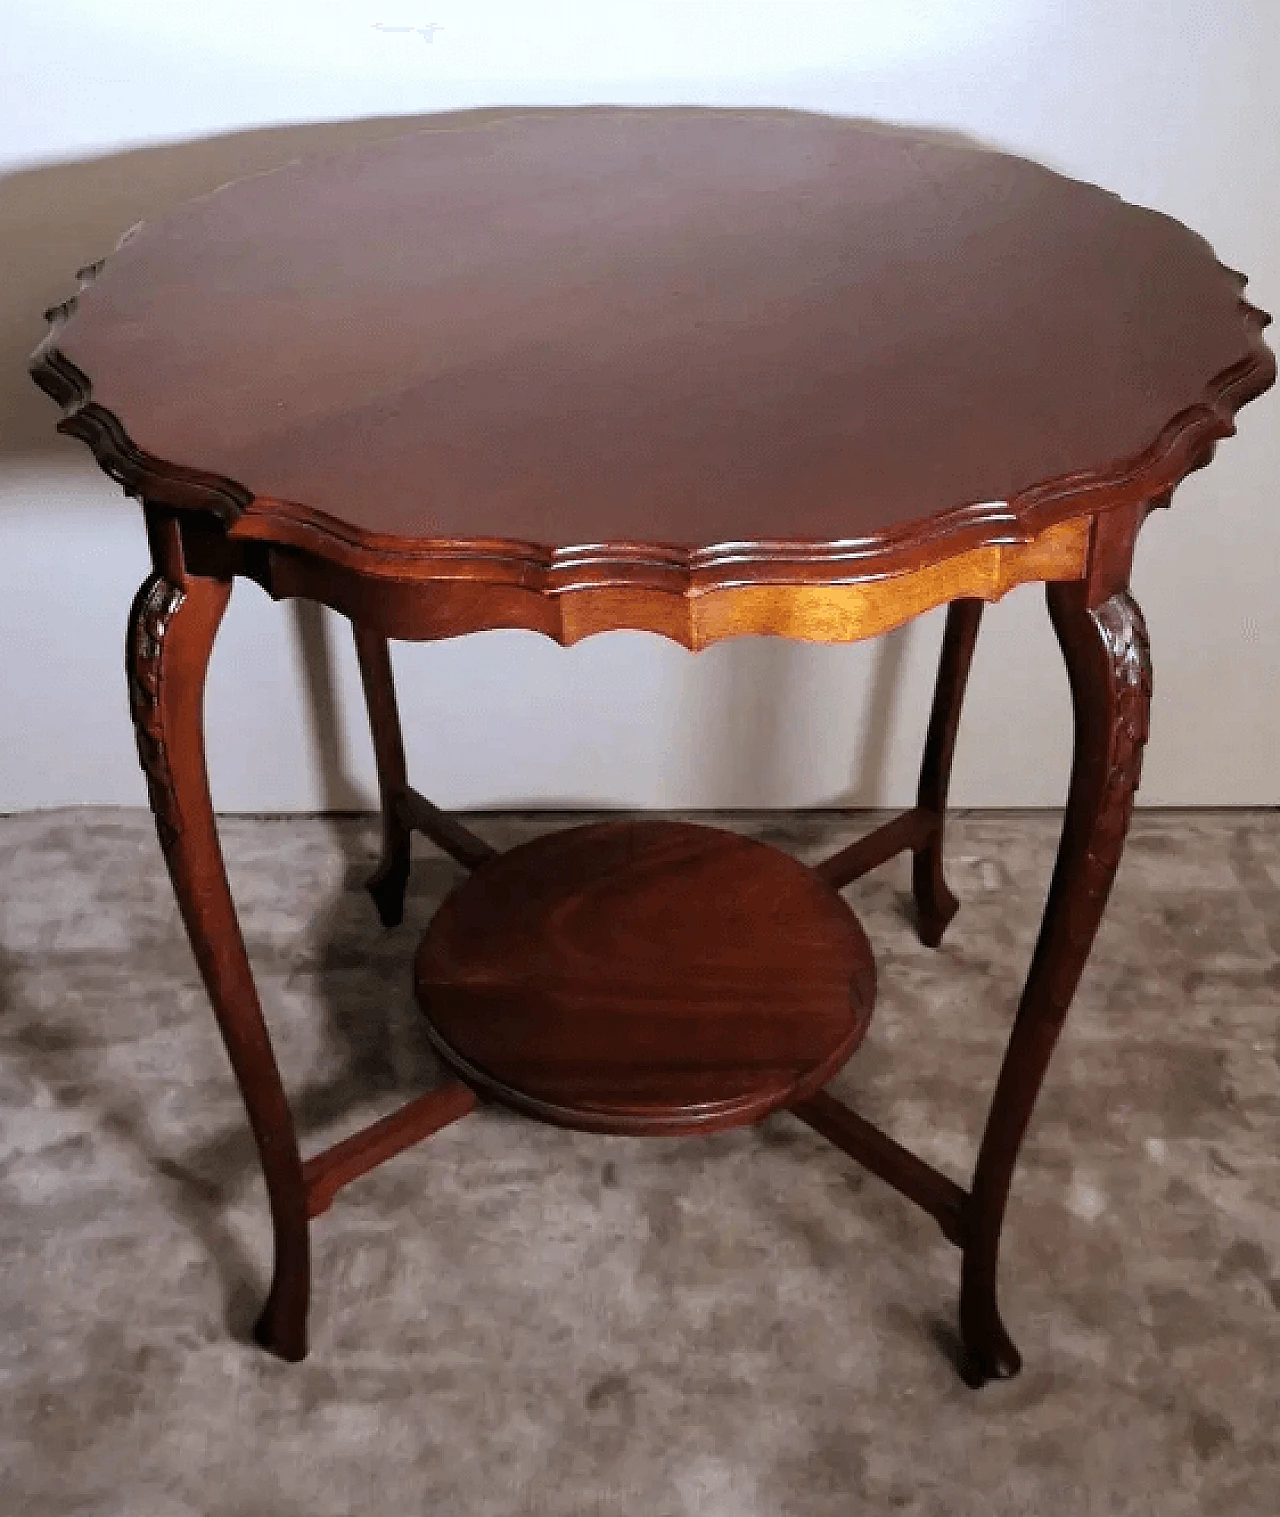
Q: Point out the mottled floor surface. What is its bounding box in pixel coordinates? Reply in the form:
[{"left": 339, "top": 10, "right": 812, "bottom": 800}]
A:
[{"left": 0, "top": 808, "right": 1277, "bottom": 1516}]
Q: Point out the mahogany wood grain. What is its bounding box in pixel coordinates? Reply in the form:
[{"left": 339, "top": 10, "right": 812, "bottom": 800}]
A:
[
  {"left": 415, "top": 821, "right": 877, "bottom": 1135},
  {"left": 254, "top": 514, "right": 1089, "bottom": 649},
  {"left": 32, "top": 110, "right": 1272, "bottom": 649},
  {"left": 303, "top": 1082, "right": 477, "bottom": 1219}
]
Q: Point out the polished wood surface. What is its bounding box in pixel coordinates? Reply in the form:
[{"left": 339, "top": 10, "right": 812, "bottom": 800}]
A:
[
  {"left": 31, "top": 108, "right": 1275, "bottom": 1385},
  {"left": 958, "top": 582, "right": 1153, "bottom": 1386},
  {"left": 255, "top": 510, "right": 1088, "bottom": 649},
  {"left": 415, "top": 821, "right": 876, "bottom": 1134},
  {"left": 33, "top": 109, "right": 1272, "bottom": 646},
  {"left": 127, "top": 521, "right": 309, "bottom": 1362}
]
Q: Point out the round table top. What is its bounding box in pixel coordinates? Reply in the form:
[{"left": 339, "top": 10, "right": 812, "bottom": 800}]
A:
[{"left": 37, "top": 108, "right": 1273, "bottom": 567}]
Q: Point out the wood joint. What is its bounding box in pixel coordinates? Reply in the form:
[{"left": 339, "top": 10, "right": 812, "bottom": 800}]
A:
[
  {"left": 395, "top": 787, "right": 498, "bottom": 871},
  {"left": 790, "top": 1089, "right": 968, "bottom": 1246},
  {"left": 302, "top": 1082, "right": 478, "bottom": 1219},
  {"left": 814, "top": 808, "right": 936, "bottom": 890}
]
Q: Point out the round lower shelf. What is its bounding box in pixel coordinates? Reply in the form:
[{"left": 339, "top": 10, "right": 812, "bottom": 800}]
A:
[{"left": 413, "top": 820, "right": 876, "bottom": 1135}]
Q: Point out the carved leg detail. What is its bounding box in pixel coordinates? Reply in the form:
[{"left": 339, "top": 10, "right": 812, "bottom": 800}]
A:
[
  {"left": 128, "top": 570, "right": 311, "bottom": 1360},
  {"left": 353, "top": 625, "right": 412, "bottom": 927},
  {"left": 959, "top": 583, "right": 1151, "bottom": 1387},
  {"left": 913, "top": 599, "right": 983, "bottom": 946}
]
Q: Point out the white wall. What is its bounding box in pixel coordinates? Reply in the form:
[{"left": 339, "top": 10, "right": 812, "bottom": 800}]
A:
[{"left": 2, "top": 1, "right": 1276, "bottom": 813}]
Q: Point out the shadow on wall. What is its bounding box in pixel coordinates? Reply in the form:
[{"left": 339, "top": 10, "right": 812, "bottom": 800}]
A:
[
  {"left": 4, "top": 108, "right": 929, "bottom": 812},
  {"left": 5, "top": 113, "right": 484, "bottom": 811},
  {"left": 3, "top": 109, "right": 530, "bottom": 465}
]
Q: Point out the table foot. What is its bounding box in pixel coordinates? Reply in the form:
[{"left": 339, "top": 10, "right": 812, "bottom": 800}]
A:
[
  {"left": 254, "top": 1286, "right": 309, "bottom": 1363},
  {"left": 415, "top": 820, "right": 876, "bottom": 1135},
  {"left": 958, "top": 1309, "right": 1023, "bottom": 1389},
  {"left": 366, "top": 845, "right": 411, "bottom": 929},
  {"left": 911, "top": 850, "right": 960, "bottom": 949}
]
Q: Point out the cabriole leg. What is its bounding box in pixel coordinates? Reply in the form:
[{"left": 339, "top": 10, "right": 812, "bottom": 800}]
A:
[
  {"left": 353, "top": 624, "right": 412, "bottom": 927},
  {"left": 913, "top": 598, "right": 983, "bottom": 946},
  {"left": 128, "top": 562, "right": 310, "bottom": 1360},
  {"left": 959, "top": 582, "right": 1151, "bottom": 1387}
]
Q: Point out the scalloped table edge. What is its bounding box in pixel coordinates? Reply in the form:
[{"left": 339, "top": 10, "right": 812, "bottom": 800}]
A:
[{"left": 30, "top": 253, "right": 1274, "bottom": 649}]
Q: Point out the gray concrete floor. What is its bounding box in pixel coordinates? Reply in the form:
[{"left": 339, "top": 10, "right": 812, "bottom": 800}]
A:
[{"left": 1, "top": 808, "right": 1277, "bottom": 1515}]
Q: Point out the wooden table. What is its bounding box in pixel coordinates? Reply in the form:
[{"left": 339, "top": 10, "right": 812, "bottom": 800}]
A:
[{"left": 32, "top": 109, "right": 1274, "bottom": 1387}]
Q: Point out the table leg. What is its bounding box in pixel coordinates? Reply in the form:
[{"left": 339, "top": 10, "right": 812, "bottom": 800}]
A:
[
  {"left": 959, "top": 582, "right": 1151, "bottom": 1386},
  {"left": 912, "top": 599, "right": 983, "bottom": 945},
  {"left": 353, "top": 624, "right": 412, "bottom": 927},
  {"left": 128, "top": 566, "right": 310, "bottom": 1360}
]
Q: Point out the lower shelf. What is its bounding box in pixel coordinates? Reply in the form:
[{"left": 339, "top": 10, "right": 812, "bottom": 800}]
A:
[{"left": 414, "top": 819, "right": 876, "bottom": 1135}]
